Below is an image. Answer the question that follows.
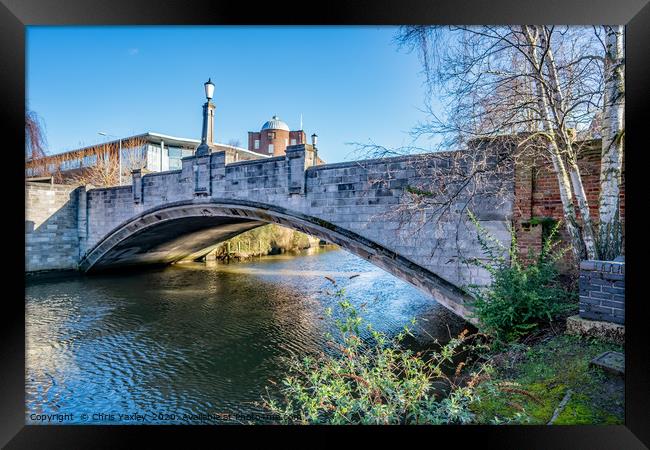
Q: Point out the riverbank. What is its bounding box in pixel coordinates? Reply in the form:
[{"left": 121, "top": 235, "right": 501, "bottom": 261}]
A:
[
  {"left": 203, "top": 224, "right": 332, "bottom": 262},
  {"left": 26, "top": 248, "right": 467, "bottom": 424},
  {"left": 471, "top": 331, "right": 624, "bottom": 424}
]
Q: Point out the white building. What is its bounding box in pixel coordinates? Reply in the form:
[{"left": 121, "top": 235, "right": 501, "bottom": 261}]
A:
[{"left": 25, "top": 131, "right": 267, "bottom": 181}]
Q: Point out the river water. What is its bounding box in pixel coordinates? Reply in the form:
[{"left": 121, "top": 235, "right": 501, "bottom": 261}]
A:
[{"left": 25, "top": 247, "right": 469, "bottom": 424}]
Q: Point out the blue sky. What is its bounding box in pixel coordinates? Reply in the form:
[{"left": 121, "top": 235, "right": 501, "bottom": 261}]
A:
[{"left": 27, "top": 26, "right": 434, "bottom": 163}]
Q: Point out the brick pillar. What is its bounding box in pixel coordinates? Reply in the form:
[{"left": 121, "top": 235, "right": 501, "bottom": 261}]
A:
[{"left": 579, "top": 260, "right": 625, "bottom": 324}]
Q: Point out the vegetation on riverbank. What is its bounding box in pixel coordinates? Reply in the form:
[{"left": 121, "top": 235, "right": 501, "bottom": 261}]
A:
[
  {"left": 471, "top": 333, "right": 623, "bottom": 424},
  {"left": 465, "top": 213, "right": 623, "bottom": 424},
  {"left": 208, "top": 224, "right": 325, "bottom": 261},
  {"left": 465, "top": 211, "right": 576, "bottom": 345},
  {"left": 263, "top": 283, "right": 492, "bottom": 424},
  {"left": 262, "top": 213, "right": 623, "bottom": 425}
]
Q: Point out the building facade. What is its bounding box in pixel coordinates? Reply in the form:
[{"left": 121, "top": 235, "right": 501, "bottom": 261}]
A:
[
  {"left": 247, "top": 115, "right": 307, "bottom": 157},
  {"left": 25, "top": 132, "right": 266, "bottom": 184}
]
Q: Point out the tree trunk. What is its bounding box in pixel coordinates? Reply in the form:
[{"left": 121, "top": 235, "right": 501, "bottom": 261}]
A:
[
  {"left": 598, "top": 25, "right": 625, "bottom": 259},
  {"left": 521, "top": 25, "right": 586, "bottom": 261},
  {"left": 567, "top": 160, "right": 597, "bottom": 259},
  {"left": 537, "top": 25, "right": 598, "bottom": 260}
]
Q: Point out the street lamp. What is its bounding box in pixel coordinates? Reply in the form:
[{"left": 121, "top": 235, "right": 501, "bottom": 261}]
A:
[
  {"left": 98, "top": 132, "right": 122, "bottom": 185},
  {"left": 311, "top": 133, "right": 318, "bottom": 165},
  {"left": 204, "top": 78, "right": 215, "bottom": 100},
  {"left": 196, "top": 78, "right": 216, "bottom": 157}
]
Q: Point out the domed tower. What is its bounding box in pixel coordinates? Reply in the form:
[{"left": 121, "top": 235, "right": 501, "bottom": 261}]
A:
[{"left": 248, "top": 115, "right": 306, "bottom": 157}]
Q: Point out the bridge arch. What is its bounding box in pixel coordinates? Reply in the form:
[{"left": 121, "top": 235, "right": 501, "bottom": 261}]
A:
[{"left": 80, "top": 199, "right": 474, "bottom": 320}]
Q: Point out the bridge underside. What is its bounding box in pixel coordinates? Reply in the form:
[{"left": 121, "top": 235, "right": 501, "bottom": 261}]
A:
[
  {"left": 89, "top": 217, "right": 264, "bottom": 270},
  {"left": 80, "top": 200, "right": 475, "bottom": 320}
]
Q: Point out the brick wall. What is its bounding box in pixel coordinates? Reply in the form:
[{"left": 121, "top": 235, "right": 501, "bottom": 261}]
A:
[
  {"left": 25, "top": 182, "right": 81, "bottom": 271},
  {"left": 248, "top": 130, "right": 307, "bottom": 156},
  {"left": 579, "top": 260, "right": 625, "bottom": 324},
  {"left": 514, "top": 139, "right": 625, "bottom": 266}
]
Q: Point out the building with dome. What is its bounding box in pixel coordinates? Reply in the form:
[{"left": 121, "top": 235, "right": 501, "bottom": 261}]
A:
[{"left": 247, "top": 115, "right": 308, "bottom": 157}]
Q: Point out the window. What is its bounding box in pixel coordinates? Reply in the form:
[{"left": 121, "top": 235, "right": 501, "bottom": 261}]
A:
[
  {"left": 268, "top": 132, "right": 275, "bottom": 140},
  {"left": 254, "top": 139, "right": 260, "bottom": 150},
  {"left": 169, "top": 158, "right": 182, "bottom": 170},
  {"left": 83, "top": 155, "right": 97, "bottom": 167},
  {"left": 147, "top": 144, "right": 161, "bottom": 172},
  {"left": 60, "top": 159, "right": 81, "bottom": 171},
  {"left": 285, "top": 138, "right": 289, "bottom": 146},
  {"left": 290, "top": 138, "right": 297, "bottom": 146},
  {"left": 268, "top": 144, "right": 274, "bottom": 154},
  {"left": 168, "top": 146, "right": 182, "bottom": 170}
]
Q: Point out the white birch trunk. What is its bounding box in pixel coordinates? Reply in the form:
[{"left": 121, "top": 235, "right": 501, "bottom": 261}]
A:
[
  {"left": 598, "top": 25, "right": 625, "bottom": 259},
  {"left": 522, "top": 25, "right": 586, "bottom": 260},
  {"left": 567, "top": 161, "right": 597, "bottom": 258},
  {"left": 537, "top": 26, "right": 598, "bottom": 260}
]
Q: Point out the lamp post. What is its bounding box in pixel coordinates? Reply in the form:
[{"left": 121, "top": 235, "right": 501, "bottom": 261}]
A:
[
  {"left": 196, "top": 78, "right": 215, "bottom": 157},
  {"left": 98, "top": 132, "right": 122, "bottom": 185},
  {"left": 311, "top": 133, "right": 318, "bottom": 165}
]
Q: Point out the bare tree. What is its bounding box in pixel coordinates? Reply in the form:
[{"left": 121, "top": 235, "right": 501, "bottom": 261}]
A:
[
  {"left": 598, "top": 25, "right": 625, "bottom": 259},
  {"left": 520, "top": 25, "right": 596, "bottom": 260},
  {"left": 67, "top": 138, "right": 148, "bottom": 187},
  {"left": 25, "top": 110, "right": 47, "bottom": 160},
  {"left": 389, "top": 25, "right": 619, "bottom": 261},
  {"left": 227, "top": 138, "right": 242, "bottom": 148},
  {"left": 26, "top": 136, "right": 148, "bottom": 187}
]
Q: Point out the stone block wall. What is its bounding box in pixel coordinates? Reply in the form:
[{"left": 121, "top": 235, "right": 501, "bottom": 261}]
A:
[
  {"left": 25, "top": 182, "right": 81, "bottom": 271},
  {"left": 579, "top": 260, "right": 625, "bottom": 324},
  {"left": 301, "top": 156, "right": 513, "bottom": 288},
  {"left": 81, "top": 145, "right": 514, "bottom": 291}
]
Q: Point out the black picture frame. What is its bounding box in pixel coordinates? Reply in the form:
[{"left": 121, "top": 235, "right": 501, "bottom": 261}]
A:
[{"left": 2, "top": 0, "right": 648, "bottom": 447}]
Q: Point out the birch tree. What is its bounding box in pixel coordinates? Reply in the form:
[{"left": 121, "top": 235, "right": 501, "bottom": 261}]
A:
[
  {"left": 520, "top": 25, "right": 597, "bottom": 260},
  {"left": 390, "top": 26, "right": 614, "bottom": 261},
  {"left": 598, "top": 25, "right": 625, "bottom": 259}
]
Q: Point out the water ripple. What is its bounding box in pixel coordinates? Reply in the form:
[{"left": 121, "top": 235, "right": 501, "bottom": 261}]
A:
[{"left": 26, "top": 248, "right": 469, "bottom": 424}]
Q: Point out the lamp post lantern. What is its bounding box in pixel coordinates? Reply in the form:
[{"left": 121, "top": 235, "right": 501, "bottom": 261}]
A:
[
  {"left": 196, "top": 78, "right": 216, "bottom": 157},
  {"left": 204, "top": 78, "right": 215, "bottom": 100},
  {"left": 311, "top": 133, "right": 318, "bottom": 165}
]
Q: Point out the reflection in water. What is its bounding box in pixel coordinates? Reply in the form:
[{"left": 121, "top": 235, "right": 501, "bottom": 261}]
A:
[{"left": 26, "top": 248, "right": 469, "bottom": 424}]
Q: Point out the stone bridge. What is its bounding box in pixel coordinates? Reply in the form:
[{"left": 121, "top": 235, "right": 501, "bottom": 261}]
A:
[{"left": 26, "top": 144, "right": 513, "bottom": 319}]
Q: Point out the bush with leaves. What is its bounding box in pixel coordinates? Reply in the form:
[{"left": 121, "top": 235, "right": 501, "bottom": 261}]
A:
[
  {"left": 263, "top": 283, "right": 492, "bottom": 425},
  {"left": 465, "top": 211, "right": 576, "bottom": 344}
]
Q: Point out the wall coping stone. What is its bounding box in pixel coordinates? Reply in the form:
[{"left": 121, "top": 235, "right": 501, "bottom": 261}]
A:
[
  {"left": 87, "top": 185, "right": 132, "bottom": 194},
  {"left": 580, "top": 259, "right": 625, "bottom": 274},
  {"left": 142, "top": 169, "right": 182, "bottom": 179},
  {"left": 226, "top": 155, "right": 286, "bottom": 168}
]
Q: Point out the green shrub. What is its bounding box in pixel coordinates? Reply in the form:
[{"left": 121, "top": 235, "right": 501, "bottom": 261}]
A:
[
  {"left": 465, "top": 211, "right": 575, "bottom": 344},
  {"left": 262, "top": 284, "right": 491, "bottom": 424}
]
